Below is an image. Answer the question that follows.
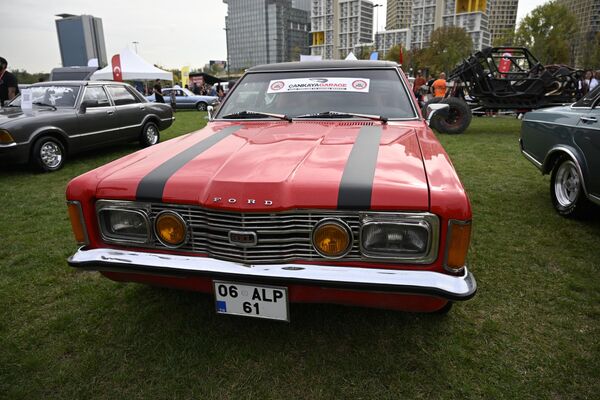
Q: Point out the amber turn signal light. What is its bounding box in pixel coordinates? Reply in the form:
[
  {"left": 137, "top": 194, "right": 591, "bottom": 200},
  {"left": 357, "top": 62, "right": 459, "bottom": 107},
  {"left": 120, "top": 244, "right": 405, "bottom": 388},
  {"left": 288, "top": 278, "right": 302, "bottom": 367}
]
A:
[
  {"left": 155, "top": 212, "right": 187, "bottom": 247},
  {"left": 312, "top": 220, "right": 352, "bottom": 258},
  {"left": 445, "top": 221, "right": 471, "bottom": 272},
  {"left": 0, "top": 130, "right": 14, "bottom": 144},
  {"left": 67, "top": 201, "right": 88, "bottom": 245}
]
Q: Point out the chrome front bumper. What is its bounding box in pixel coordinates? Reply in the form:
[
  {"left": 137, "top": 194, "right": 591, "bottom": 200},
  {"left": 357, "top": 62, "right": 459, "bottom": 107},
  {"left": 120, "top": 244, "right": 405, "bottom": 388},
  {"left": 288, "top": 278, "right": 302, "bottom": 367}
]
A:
[{"left": 68, "top": 248, "right": 477, "bottom": 301}]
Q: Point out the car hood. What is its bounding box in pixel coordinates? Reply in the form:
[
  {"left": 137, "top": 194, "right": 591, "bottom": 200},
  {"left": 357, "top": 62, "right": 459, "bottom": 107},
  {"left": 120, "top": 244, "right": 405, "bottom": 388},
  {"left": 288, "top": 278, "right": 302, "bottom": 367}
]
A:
[
  {"left": 0, "top": 107, "right": 63, "bottom": 126},
  {"left": 92, "top": 121, "right": 430, "bottom": 211}
]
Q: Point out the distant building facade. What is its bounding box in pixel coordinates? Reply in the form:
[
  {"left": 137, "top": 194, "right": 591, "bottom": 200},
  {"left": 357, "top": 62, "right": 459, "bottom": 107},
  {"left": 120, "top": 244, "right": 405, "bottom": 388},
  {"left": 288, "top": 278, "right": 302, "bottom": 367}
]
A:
[
  {"left": 55, "top": 14, "right": 107, "bottom": 67},
  {"left": 386, "top": 0, "right": 412, "bottom": 30},
  {"left": 375, "top": 28, "right": 411, "bottom": 58},
  {"left": 556, "top": 0, "right": 600, "bottom": 66},
  {"left": 223, "top": 0, "right": 310, "bottom": 71},
  {"left": 487, "top": 0, "right": 518, "bottom": 45},
  {"left": 310, "top": 0, "right": 374, "bottom": 59}
]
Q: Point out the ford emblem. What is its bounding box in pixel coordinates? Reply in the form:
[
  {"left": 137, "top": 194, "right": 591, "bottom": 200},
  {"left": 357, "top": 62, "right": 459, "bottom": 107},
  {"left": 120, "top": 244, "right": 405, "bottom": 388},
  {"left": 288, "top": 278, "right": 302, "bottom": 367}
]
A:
[{"left": 228, "top": 230, "right": 258, "bottom": 247}]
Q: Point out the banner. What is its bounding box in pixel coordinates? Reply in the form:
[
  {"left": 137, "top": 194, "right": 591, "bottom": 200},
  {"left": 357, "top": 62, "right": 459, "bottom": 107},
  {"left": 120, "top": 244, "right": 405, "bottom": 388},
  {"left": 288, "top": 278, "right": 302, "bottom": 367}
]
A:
[
  {"left": 111, "top": 54, "right": 123, "bottom": 82},
  {"left": 181, "top": 66, "right": 190, "bottom": 88}
]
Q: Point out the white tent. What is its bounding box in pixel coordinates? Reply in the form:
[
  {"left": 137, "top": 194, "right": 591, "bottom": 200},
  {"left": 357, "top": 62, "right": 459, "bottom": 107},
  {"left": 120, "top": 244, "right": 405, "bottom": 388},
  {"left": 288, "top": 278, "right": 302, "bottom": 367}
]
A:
[{"left": 91, "top": 47, "right": 173, "bottom": 81}]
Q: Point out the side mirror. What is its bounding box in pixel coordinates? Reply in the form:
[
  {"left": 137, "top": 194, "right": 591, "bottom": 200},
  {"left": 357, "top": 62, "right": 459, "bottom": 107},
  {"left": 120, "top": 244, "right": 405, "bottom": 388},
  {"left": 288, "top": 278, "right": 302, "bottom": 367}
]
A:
[
  {"left": 80, "top": 99, "right": 98, "bottom": 113},
  {"left": 207, "top": 105, "right": 214, "bottom": 121},
  {"left": 425, "top": 103, "right": 450, "bottom": 126}
]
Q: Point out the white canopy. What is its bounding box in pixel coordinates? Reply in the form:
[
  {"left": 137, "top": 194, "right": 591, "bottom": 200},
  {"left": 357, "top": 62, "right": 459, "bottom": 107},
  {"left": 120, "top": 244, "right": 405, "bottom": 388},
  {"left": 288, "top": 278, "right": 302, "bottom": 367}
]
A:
[{"left": 91, "top": 47, "right": 173, "bottom": 81}]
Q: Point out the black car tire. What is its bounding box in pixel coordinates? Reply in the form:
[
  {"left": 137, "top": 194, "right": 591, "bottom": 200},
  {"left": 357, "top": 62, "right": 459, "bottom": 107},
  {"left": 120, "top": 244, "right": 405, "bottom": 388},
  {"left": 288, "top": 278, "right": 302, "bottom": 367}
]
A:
[
  {"left": 31, "top": 136, "right": 66, "bottom": 172},
  {"left": 550, "top": 156, "right": 590, "bottom": 217},
  {"left": 196, "top": 102, "right": 208, "bottom": 111},
  {"left": 435, "top": 97, "right": 472, "bottom": 134},
  {"left": 140, "top": 122, "right": 160, "bottom": 147}
]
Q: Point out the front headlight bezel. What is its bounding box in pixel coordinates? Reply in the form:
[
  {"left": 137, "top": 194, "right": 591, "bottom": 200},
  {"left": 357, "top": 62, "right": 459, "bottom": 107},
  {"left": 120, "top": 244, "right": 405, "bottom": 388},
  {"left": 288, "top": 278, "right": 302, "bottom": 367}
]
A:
[
  {"left": 96, "top": 200, "right": 152, "bottom": 245},
  {"left": 359, "top": 212, "right": 440, "bottom": 264}
]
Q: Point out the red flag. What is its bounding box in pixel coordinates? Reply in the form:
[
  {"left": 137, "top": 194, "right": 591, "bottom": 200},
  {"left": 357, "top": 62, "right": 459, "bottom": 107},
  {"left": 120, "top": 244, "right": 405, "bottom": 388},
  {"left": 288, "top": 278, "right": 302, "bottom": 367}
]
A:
[
  {"left": 399, "top": 46, "right": 404, "bottom": 66},
  {"left": 111, "top": 54, "right": 123, "bottom": 82}
]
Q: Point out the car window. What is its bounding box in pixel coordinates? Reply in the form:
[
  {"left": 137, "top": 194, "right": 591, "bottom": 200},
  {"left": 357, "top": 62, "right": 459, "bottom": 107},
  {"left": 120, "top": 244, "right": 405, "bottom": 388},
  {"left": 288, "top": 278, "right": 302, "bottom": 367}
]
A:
[
  {"left": 11, "top": 85, "right": 81, "bottom": 108},
  {"left": 82, "top": 86, "right": 110, "bottom": 107},
  {"left": 107, "top": 86, "right": 139, "bottom": 106},
  {"left": 216, "top": 68, "right": 417, "bottom": 119},
  {"left": 176, "top": 90, "right": 185, "bottom": 96},
  {"left": 574, "top": 85, "right": 600, "bottom": 108}
]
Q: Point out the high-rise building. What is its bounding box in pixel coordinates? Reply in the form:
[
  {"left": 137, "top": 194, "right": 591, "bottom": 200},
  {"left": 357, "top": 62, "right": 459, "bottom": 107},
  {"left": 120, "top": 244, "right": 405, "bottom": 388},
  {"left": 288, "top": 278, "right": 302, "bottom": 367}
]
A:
[
  {"left": 386, "top": 0, "right": 412, "bottom": 30},
  {"left": 488, "top": 0, "right": 518, "bottom": 45},
  {"left": 310, "top": 0, "right": 374, "bottom": 59},
  {"left": 411, "top": 0, "right": 490, "bottom": 50},
  {"left": 224, "top": 0, "right": 310, "bottom": 71},
  {"left": 55, "top": 14, "right": 107, "bottom": 67},
  {"left": 556, "top": 0, "right": 600, "bottom": 66},
  {"left": 375, "top": 28, "right": 411, "bottom": 58}
]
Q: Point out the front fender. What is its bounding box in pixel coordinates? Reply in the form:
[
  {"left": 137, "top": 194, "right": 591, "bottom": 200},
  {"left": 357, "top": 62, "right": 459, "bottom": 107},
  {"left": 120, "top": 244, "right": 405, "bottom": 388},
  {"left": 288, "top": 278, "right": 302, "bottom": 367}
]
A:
[{"left": 542, "top": 144, "right": 590, "bottom": 196}]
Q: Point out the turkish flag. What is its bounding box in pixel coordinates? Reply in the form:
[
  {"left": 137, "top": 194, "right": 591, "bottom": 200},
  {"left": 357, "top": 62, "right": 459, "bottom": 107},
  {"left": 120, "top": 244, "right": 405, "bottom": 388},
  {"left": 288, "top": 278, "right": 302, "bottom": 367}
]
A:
[
  {"left": 111, "top": 54, "right": 123, "bottom": 81},
  {"left": 399, "top": 46, "right": 404, "bottom": 66}
]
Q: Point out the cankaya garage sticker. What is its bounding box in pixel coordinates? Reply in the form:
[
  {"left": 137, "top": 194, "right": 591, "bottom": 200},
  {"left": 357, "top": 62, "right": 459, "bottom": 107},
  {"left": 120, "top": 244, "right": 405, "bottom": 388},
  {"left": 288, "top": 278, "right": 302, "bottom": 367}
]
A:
[{"left": 267, "top": 78, "right": 370, "bottom": 93}]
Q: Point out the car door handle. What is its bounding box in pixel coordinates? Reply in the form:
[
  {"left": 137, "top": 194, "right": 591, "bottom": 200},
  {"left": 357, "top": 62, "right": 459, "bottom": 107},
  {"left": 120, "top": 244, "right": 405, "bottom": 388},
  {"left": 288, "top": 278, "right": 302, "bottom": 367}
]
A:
[
  {"left": 106, "top": 110, "right": 114, "bottom": 115},
  {"left": 580, "top": 116, "right": 597, "bottom": 123},
  {"left": 139, "top": 106, "right": 145, "bottom": 110}
]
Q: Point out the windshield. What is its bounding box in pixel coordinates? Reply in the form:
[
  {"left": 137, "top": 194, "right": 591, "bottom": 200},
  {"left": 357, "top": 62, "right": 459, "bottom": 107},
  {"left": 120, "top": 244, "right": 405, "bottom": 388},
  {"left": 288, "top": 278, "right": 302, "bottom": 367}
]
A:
[
  {"left": 8, "top": 85, "right": 81, "bottom": 108},
  {"left": 216, "top": 68, "right": 416, "bottom": 119},
  {"left": 573, "top": 85, "right": 600, "bottom": 108}
]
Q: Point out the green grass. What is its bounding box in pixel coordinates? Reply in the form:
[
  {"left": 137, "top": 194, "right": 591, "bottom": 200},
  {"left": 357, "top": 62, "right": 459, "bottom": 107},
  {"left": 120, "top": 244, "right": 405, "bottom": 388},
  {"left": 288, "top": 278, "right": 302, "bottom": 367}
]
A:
[{"left": 1, "top": 113, "right": 599, "bottom": 399}]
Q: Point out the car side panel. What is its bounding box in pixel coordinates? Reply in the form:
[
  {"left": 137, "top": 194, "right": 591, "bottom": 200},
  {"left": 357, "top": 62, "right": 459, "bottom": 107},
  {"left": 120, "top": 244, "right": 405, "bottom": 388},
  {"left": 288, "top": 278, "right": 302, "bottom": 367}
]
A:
[{"left": 574, "top": 109, "right": 600, "bottom": 196}]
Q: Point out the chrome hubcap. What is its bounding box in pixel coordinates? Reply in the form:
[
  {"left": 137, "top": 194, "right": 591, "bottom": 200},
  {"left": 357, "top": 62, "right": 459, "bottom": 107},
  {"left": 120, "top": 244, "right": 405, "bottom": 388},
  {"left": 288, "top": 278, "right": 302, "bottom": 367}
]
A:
[
  {"left": 40, "top": 142, "right": 62, "bottom": 168},
  {"left": 146, "top": 125, "right": 158, "bottom": 145},
  {"left": 555, "top": 161, "right": 580, "bottom": 207}
]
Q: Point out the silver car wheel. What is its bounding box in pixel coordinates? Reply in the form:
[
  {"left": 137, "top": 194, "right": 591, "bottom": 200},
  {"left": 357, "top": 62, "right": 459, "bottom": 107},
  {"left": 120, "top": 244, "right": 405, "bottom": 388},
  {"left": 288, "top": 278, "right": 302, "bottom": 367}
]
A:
[
  {"left": 146, "top": 124, "right": 159, "bottom": 145},
  {"left": 40, "top": 141, "right": 63, "bottom": 169},
  {"left": 554, "top": 160, "right": 580, "bottom": 207}
]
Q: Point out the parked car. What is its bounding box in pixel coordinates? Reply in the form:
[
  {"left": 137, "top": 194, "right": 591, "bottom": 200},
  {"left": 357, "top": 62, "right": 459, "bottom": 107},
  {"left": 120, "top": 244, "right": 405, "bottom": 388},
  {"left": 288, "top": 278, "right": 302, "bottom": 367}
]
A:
[
  {"left": 147, "top": 87, "right": 218, "bottom": 111},
  {"left": 66, "top": 61, "right": 476, "bottom": 320},
  {"left": 0, "top": 81, "right": 174, "bottom": 172},
  {"left": 520, "top": 85, "right": 600, "bottom": 217}
]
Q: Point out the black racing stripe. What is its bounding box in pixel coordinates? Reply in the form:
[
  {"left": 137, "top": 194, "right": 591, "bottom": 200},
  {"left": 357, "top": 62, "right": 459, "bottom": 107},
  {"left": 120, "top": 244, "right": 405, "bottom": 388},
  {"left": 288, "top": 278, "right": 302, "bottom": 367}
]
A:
[
  {"left": 337, "top": 125, "right": 382, "bottom": 209},
  {"left": 136, "top": 125, "right": 243, "bottom": 202}
]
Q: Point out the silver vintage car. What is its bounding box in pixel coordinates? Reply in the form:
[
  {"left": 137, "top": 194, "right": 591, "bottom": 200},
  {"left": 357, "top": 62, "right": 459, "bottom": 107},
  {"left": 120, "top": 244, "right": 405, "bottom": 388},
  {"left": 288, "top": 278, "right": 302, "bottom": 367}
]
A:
[
  {"left": 0, "top": 81, "right": 174, "bottom": 172},
  {"left": 147, "top": 87, "right": 219, "bottom": 111}
]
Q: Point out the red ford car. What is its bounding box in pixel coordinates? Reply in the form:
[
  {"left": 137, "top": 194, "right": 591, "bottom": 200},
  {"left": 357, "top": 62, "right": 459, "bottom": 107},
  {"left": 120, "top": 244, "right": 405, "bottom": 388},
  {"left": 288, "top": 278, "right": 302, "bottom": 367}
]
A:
[{"left": 66, "top": 61, "right": 476, "bottom": 320}]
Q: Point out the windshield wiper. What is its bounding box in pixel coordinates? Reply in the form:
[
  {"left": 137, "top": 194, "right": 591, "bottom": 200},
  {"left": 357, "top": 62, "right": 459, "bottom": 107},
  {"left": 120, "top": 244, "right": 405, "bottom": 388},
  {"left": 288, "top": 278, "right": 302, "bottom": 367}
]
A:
[
  {"left": 294, "top": 111, "right": 387, "bottom": 123},
  {"left": 32, "top": 102, "right": 57, "bottom": 110},
  {"left": 221, "top": 110, "right": 291, "bottom": 122}
]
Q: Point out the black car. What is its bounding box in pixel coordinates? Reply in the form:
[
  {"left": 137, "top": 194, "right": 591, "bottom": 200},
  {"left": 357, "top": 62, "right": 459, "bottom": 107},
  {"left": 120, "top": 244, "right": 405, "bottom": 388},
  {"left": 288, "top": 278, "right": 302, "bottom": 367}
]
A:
[{"left": 0, "top": 81, "right": 174, "bottom": 171}]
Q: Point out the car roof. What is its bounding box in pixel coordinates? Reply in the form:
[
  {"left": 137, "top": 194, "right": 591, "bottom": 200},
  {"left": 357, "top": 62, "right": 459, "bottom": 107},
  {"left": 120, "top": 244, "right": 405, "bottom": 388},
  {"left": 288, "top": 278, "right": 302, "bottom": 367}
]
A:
[
  {"left": 29, "top": 80, "right": 128, "bottom": 87},
  {"left": 247, "top": 60, "right": 400, "bottom": 72}
]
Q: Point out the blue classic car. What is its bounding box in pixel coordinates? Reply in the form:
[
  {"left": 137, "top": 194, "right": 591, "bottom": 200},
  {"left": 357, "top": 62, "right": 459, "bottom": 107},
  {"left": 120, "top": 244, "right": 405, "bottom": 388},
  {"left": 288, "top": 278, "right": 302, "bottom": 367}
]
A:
[
  {"left": 520, "top": 86, "right": 600, "bottom": 217},
  {"left": 147, "top": 88, "right": 219, "bottom": 111}
]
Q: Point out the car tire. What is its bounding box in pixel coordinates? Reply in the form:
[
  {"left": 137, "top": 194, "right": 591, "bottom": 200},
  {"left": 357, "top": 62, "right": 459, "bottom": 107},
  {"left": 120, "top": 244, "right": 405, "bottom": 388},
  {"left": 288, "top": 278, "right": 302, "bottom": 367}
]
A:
[
  {"left": 31, "top": 136, "right": 66, "bottom": 172},
  {"left": 550, "top": 156, "right": 590, "bottom": 217},
  {"left": 140, "top": 121, "right": 160, "bottom": 147},
  {"left": 196, "top": 102, "right": 208, "bottom": 111},
  {"left": 434, "top": 97, "right": 472, "bottom": 134}
]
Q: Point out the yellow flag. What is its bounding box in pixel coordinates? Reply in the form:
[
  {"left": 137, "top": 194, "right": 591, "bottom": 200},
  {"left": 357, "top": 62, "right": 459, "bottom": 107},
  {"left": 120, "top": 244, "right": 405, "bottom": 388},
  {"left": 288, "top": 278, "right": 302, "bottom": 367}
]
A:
[{"left": 181, "top": 66, "right": 190, "bottom": 88}]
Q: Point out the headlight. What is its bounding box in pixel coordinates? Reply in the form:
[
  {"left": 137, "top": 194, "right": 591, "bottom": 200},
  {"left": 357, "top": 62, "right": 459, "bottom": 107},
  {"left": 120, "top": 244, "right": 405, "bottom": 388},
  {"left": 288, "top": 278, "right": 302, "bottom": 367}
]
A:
[
  {"left": 154, "top": 211, "right": 188, "bottom": 247},
  {"left": 360, "top": 213, "right": 439, "bottom": 263},
  {"left": 312, "top": 219, "right": 353, "bottom": 259},
  {"left": 97, "top": 201, "right": 150, "bottom": 244}
]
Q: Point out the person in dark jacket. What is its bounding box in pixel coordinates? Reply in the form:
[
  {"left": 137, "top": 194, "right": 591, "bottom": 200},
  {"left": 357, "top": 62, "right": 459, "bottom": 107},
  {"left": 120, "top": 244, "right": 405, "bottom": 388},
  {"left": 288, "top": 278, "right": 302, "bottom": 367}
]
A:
[
  {"left": 153, "top": 79, "right": 165, "bottom": 103},
  {"left": 0, "top": 57, "right": 19, "bottom": 105}
]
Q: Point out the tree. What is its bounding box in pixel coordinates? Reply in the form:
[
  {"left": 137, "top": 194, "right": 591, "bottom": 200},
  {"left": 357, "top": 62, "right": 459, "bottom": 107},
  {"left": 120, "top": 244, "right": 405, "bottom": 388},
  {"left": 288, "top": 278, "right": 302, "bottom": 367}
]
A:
[
  {"left": 422, "top": 26, "right": 473, "bottom": 75},
  {"left": 355, "top": 45, "right": 375, "bottom": 60},
  {"left": 580, "top": 32, "right": 600, "bottom": 69},
  {"left": 514, "top": 1, "right": 578, "bottom": 65}
]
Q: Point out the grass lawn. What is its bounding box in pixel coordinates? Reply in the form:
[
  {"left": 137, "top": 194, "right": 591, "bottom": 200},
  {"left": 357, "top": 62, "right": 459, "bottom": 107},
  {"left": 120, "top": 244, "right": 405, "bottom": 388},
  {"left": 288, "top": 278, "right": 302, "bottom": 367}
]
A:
[{"left": 1, "top": 112, "right": 599, "bottom": 399}]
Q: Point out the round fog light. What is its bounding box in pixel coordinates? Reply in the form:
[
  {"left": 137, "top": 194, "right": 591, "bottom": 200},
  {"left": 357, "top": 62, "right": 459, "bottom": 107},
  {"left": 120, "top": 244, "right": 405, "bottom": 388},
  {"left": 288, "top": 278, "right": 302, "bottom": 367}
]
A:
[
  {"left": 312, "top": 219, "right": 352, "bottom": 258},
  {"left": 155, "top": 211, "right": 187, "bottom": 247}
]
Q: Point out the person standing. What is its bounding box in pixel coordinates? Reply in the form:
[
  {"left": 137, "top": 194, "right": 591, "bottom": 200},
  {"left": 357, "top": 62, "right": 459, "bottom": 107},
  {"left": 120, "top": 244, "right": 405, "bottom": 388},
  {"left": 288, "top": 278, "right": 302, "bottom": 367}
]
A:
[
  {"left": 153, "top": 79, "right": 165, "bottom": 103},
  {"left": 0, "top": 57, "right": 19, "bottom": 105},
  {"left": 590, "top": 71, "right": 600, "bottom": 92},
  {"left": 413, "top": 72, "right": 426, "bottom": 102},
  {"left": 431, "top": 72, "right": 447, "bottom": 98}
]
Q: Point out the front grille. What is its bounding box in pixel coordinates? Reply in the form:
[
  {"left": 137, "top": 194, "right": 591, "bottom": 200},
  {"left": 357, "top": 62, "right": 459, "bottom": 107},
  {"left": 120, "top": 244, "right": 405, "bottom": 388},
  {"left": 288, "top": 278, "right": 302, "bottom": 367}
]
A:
[{"left": 148, "top": 203, "right": 362, "bottom": 264}]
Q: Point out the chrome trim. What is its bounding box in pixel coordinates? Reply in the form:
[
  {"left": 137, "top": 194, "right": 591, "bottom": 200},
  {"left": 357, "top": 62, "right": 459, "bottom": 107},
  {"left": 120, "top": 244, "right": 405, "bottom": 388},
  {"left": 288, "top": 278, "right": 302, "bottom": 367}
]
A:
[
  {"left": 359, "top": 212, "right": 439, "bottom": 264},
  {"left": 521, "top": 148, "right": 542, "bottom": 169},
  {"left": 71, "top": 123, "right": 143, "bottom": 138},
  {"left": 443, "top": 219, "right": 471, "bottom": 274},
  {"left": 0, "top": 142, "right": 17, "bottom": 148},
  {"left": 154, "top": 211, "right": 189, "bottom": 248},
  {"left": 68, "top": 247, "right": 477, "bottom": 301},
  {"left": 311, "top": 218, "right": 354, "bottom": 259},
  {"left": 524, "top": 118, "right": 600, "bottom": 132},
  {"left": 96, "top": 200, "right": 152, "bottom": 245},
  {"left": 66, "top": 200, "right": 89, "bottom": 246},
  {"left": 589, "top": 193, "right": 600, "bottom": 206}
]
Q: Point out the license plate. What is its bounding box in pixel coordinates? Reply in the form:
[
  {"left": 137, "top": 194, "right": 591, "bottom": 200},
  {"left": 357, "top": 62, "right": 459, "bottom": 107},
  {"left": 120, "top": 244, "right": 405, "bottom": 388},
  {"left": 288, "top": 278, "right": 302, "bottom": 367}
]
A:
[{"left": 213, "top": 281, "right": 289, "bottom": 321}]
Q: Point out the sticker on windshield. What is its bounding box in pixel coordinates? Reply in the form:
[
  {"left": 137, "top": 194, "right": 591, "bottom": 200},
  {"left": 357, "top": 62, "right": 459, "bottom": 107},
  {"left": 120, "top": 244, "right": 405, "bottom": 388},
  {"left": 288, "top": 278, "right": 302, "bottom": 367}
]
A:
[{"left": 267, "top": 78, "right": 370, "bottom": 93}]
